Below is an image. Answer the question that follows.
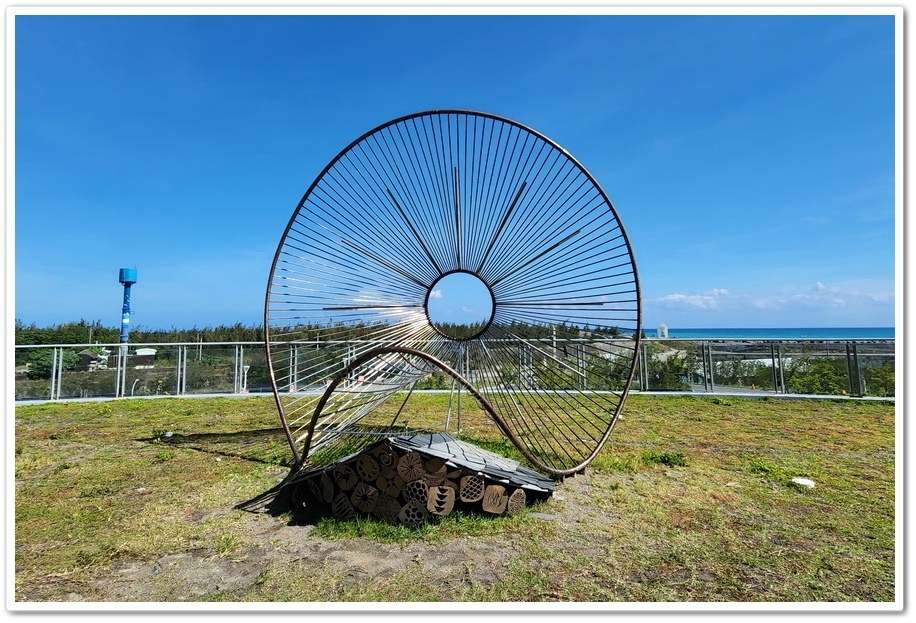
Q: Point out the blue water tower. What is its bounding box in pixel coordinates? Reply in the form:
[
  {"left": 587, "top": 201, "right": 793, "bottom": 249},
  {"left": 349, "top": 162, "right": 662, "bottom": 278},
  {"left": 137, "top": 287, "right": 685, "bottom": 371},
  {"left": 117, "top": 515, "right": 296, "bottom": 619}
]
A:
[{"left": 119, "top": 268, "right": 137, "bottom": 343}]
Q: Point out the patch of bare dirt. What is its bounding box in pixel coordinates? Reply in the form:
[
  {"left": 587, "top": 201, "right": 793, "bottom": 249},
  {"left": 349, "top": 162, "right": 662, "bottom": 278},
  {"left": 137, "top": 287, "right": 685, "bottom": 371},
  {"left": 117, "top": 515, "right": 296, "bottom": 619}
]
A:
[{"left": 17, "top": 471, "right": 607, "bottom": 603}]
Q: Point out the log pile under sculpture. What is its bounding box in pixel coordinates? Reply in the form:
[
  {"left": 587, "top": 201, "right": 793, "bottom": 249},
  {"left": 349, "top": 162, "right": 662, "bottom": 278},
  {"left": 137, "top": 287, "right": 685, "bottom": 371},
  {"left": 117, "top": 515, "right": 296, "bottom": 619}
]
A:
[{"left": 287, "top": 433, "right": 556, "bottom": 526}]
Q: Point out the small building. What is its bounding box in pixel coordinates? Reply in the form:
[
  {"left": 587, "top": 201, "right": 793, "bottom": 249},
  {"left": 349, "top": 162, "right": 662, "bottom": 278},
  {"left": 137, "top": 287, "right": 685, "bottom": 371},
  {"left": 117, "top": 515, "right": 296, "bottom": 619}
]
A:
[
  {"left": 133, "top": 348, "right": 157, "bottom": 369},
  {"left": 77, "top": 349, "right": 110, "bottom": 371},
  {"left": 657, "top": 324, "right": 669, "bottom": 338}
]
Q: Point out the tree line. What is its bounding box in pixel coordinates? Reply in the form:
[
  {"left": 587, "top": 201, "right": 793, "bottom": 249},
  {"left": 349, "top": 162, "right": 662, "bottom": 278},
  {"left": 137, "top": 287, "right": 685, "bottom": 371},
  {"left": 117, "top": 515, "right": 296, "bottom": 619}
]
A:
[
  {"left": 14, "top": 319, "right": 265, "bottom": 346},
  {"left": 14, "top": 318, "right": 627, "bottom": 346}
]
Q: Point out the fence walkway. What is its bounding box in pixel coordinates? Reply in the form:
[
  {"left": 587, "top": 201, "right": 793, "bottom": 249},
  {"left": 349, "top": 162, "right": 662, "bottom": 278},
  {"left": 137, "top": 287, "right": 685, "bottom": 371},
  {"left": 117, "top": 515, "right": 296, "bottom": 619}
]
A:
[{"left": 13, "top": 337, "right": 895, "bottom": 404}]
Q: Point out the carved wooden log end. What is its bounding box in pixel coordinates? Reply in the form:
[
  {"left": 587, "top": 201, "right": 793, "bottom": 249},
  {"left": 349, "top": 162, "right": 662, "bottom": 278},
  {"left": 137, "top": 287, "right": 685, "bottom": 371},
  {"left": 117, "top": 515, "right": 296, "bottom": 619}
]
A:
[
  {"left": 482, "top": 484, "right": 508, "bottom": 514},
  {"left": 397, "top": 452, "right": 426, "bottom": 482},
  {"left": 398, "top": 499, "right": 428, "bottom": 528},
  {"left": 506, "top": 488, "right": 527, "bottom": 516},
  {"left": 427, "top": 484, "right": 456, "bottom": 516},
  {"left": 459, "top": 474, "right": 485, "bottom": 503}
]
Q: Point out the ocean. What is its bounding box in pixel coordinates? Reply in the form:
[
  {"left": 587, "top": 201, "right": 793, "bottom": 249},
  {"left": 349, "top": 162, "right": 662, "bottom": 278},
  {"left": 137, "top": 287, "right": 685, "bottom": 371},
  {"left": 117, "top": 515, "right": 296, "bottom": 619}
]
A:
[{"left": 656, "top": 327, "right": 895, "bottom": 340}]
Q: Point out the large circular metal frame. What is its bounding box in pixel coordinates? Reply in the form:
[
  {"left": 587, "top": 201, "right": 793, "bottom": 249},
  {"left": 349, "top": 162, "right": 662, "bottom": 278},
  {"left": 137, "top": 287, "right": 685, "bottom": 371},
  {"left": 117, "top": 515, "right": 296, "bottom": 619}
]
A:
[{"left": 265, "top": 109, "right": 641, "bottom": 477}]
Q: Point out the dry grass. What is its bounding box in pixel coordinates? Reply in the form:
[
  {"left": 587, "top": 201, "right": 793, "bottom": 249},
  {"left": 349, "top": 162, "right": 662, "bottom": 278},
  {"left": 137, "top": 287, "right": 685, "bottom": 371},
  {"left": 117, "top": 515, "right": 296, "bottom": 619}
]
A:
[{"left": 12, "top": 392, "right": 897, "bottom": 606}]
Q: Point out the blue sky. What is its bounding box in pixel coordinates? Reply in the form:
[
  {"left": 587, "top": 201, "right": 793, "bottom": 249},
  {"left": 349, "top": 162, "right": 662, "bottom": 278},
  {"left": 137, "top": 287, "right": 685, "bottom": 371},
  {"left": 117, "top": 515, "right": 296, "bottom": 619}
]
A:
[{"left": 11, "top": 8, "right": 899, "bottom": 331}]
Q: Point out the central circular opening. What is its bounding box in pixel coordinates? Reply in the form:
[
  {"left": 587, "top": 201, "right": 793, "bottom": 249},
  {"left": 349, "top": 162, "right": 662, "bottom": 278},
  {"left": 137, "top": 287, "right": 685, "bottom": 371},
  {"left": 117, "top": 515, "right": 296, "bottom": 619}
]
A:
[{"left": 426, "top": 271, "right": 495, "bottom": 340}]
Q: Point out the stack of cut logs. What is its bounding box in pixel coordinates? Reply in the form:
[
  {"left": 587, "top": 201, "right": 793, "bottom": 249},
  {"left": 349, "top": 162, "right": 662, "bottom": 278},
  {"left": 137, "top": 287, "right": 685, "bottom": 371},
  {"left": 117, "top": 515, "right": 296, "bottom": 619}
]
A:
[{"left": 288, "top": 440, "right": 537, "bottom": 527}]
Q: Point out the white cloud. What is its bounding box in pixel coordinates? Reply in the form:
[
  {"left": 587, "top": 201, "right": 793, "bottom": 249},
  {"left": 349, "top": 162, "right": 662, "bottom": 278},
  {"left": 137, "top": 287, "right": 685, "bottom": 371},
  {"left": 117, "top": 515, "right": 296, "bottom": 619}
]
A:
[
  {"left": 775, "top": 281, "right": 895, "bottom": 311},
  {"left": 648, "top": 280, "right": 894, "bottom": 327},
  {"left": 782, "top": 282, "right": 846, "bottom": 308},
  {"left": 656, "top": 288, "right": 729, "bottom": 309},
  {"left": 429, "top": 289, "right": 443, "bottom": 299}
]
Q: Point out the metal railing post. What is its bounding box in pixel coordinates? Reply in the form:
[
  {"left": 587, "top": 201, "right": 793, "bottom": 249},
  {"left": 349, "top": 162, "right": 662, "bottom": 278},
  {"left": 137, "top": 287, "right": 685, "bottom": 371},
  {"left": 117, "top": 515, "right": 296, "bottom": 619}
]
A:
[
  {"left": 845, "top": 343, "right": 855, "bottom": 396},
  {"left": 707, "top": 342, "right": 715, "bottom": 393},
  {"left": 181, "top": 345, "right": 188, "bottom": 394},
  {"left": 770, "top": 344, "right": 779, "bottom": 394},
  {"left": 233, "top": 344, "right": 240, "bottom": 393},
  {"left": 174, "top": 346, "right": 180, "bottom": 395},
  {"left": 58, "top": 349, "right": 66, "bottom": 399},
  {"left": 289, "top": 344, "right": 298, "bottom": 393},
  {"left": 238, "top": 345, "right": 245, "bottom": 393},
  {"left": 115, "top": 345, "right": 127, "bottom": 397},
  {"left": 777, "top": 344, "right": 786, "bottom": 393},
  {"left": 704, "top": 343, "right": 709, "bottom": 392},
  {"left": 852, "top": 341, "right": 863, "bottom": 396},
  {"left": 49, "top": 347, "right": 58, "bottom": 400}
]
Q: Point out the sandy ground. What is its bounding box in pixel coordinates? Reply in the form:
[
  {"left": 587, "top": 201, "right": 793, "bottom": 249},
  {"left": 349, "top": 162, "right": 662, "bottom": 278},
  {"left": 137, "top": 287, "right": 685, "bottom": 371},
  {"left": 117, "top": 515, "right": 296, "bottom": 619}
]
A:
[{"left": 16, "top": 469, "right": 604, "bottom": 604}]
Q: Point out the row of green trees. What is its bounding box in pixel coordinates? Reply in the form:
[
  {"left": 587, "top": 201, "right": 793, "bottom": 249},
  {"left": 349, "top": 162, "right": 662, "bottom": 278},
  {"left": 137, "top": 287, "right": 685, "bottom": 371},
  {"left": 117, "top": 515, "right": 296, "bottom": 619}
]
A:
[
  {"left": 14, "top": 319, "right": 266, "bottom": 346},
  {"left": 14, "top": 318, "right": 627, "bottom": 383},
  {"left": 14, "top": 318, "right": 628, "bottom": 347}
]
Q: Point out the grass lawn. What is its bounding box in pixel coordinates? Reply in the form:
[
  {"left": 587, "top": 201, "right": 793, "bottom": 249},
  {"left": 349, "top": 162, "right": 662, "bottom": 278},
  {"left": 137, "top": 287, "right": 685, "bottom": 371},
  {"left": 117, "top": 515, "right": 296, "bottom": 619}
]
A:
[{"left": 12, "top": 392, "right": 898, "bottom": 606}]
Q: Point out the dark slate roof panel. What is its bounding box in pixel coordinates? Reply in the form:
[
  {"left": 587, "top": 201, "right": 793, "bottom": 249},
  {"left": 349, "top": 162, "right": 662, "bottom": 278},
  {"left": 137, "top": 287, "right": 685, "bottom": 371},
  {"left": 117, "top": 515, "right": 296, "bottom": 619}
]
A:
[{"left": 389, "top": 433, "right": 556, "bottom": 492}]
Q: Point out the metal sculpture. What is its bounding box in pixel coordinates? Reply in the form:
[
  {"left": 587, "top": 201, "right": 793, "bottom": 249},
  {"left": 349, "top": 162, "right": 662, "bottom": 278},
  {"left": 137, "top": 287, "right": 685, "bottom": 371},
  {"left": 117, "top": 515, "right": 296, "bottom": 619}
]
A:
[{"left": 265, "top": 109, "right": 641, "bottom": 478}]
